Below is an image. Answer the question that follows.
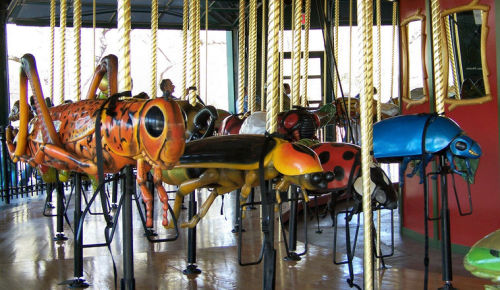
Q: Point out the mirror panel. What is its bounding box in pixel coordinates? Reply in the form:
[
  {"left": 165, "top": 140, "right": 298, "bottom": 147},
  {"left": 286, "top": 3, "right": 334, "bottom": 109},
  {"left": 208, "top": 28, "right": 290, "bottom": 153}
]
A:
[
  {"left": 401, "top": 10, "right": 428, "bottom": 109},
  {"left": 442, "top": 0, "right": 491, "bottom": 110}
]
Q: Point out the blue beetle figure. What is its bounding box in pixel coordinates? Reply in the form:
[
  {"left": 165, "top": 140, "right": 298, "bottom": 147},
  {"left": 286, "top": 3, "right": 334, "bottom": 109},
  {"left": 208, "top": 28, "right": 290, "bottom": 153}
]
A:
[{"left": 373, "top": 113, "right": 481, "bottom": 184}]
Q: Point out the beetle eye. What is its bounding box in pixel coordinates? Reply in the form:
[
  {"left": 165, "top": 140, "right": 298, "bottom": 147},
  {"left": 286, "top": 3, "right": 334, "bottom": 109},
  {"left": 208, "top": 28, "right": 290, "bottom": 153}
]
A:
[
  {"left": 311, "top": 173, "right": 322, "bottom": 184},
  {"left": 455, "top": 141, "right": 467, "bottom": 151},
  {"left": 145, "top": 106, "right": 164, "bottom": 138}
]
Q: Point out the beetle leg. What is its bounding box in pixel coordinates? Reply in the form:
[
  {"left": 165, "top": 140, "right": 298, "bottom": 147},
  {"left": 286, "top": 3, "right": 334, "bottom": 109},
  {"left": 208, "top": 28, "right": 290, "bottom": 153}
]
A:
[
  {"left": 240, "top": 170, "right": 258, "bottom": 217},
  {"left": 40, "top": 144, "right": 98, "bottom": 175},
  {"left": 181, "top": 186, "right": 236, "bottom": 228},
  {"left": 137, "top": 159, "right": 153, "bottom": 228},
  {"left": 181, "top": 190, "right": 218, "bottom": 228},
  {"left": 168, "top": 168, "right": 220, "bottom": 229},
  {"left": 153, "top": 167, "right": 170, "bottom": 227}
]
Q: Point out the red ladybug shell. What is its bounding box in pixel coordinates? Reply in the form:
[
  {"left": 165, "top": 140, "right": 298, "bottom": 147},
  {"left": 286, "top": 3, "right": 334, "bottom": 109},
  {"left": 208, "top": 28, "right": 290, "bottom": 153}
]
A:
[{"left": 311, "top": 142, "right": 361, "bottom": 191}]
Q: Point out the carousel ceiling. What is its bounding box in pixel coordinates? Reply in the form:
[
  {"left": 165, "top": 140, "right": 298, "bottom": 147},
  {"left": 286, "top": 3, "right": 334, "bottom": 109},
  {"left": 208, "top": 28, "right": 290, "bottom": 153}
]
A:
[{"left": 6, "top": 0, "right": 396, "bottom": 30}]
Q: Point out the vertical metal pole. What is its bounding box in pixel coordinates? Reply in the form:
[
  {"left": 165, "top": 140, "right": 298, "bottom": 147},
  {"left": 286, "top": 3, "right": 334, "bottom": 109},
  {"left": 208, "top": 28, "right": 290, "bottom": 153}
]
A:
[
  {"left": 183, "top": 191, "right": 201, "bottom": 274},
  {"left": 440, "top": 156, "right": 454, "bottom": 289},
  {"left": 121, "top": 166, "right": 135, "bottom": 290},
  {"left": 287, "top": 186, "right": 298, "bottom": 254},
  {"left": 0, "top": 128, "right": 10, "bottom": 204},
  {"left": 262, "top": 181, "right": 276, "bottom": 290},
  {"left": 232, "top": 189, "right": 244, "bottom": 233},
  {"left": 74, "top": 174, "right": 83, "bottom": 278},
  {"left": 0, "top": 1, "right": 9, "bottom": 127},
  {"left": 111, "top": 173, "right": 118, "bottom": 208},
  {"left": 54, "top": 181, "right": 68, "bottom": 241}
]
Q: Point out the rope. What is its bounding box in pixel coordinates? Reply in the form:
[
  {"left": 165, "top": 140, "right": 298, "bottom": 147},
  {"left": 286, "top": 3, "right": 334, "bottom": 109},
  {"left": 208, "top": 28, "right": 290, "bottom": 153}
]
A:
[
  {"left": 279, "top": 0, "right": 284, "bottom": 112},
  {"left": 151, "top": 0, "right": 158, "bottom": 98},
  {"left": 49, "top": 0, "right": 55, "bottom": 103},
  {"left": 205, "top": 0, "right": 209, "bottom": 104},
  {"left": 445, "top": 19, "right": 460, "bottom": 100},
  {"left": 189, "top": 0, "right": 198, "bottom": 106},
  {"left": 237, "top": 0, "right": 246, "bottom": 113},
  {"left": 291, "top": 0, "right": 302, "bottom": 107},
  {"left": 118, "top": 0, "right": 132, "bottom": 92},
  {"left": 195, "top": 0, "right": 201, "bottom": 95},
  {"left": 376, "top": 0, "right": 381, "bottom": 122},
  {"left": 93, "top": 0, "right": 96, "bottom": 67},
  {"left": 182, "top": 0, "right": 188, "bottom": 100},
  {"left": 375, "top": 0, "right": 382, "bottom": 279},
  {"left": 347, "top": 0, "right": 352, "bottom": 142},
  {"left": 357, "top": 0, "right": 374, "bottom": 288},
  {"left": 59, "top": 0, "right": 67, "bottom": 105},
  {"left": 73, "top": 0, "right": 82, "bottom": 102},
  {"left": 265, "top": 0, "right": 280, "bottom": 133},
  {"left": 334, "top": 0, "right": 339, "bottom": 99},
  {"left": 248, "top": 0, "right": 257, "bottom": 112},
  {"left": 260, "top": 0, "right": 267, "bottom": 111},
  {"left": 390, "top": 2, "right": 396, "bottom": 101},
  {"left": 431, "top": 0, "right": 445, "bottom": 114},
  {"left": 302, "top": 0, "right": 311, "bottom": 107}
]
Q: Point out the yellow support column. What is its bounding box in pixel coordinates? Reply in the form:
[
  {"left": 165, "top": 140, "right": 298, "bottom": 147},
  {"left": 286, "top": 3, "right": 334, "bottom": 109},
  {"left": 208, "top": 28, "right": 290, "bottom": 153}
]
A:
[
  {"left": 291, "top": 0, "right": 302, "bottom": 107},
  {"left": 59, "top": 0, "right": 67, "bottom": 104},
  {"left": 118, "top": 0, "right": 132, "bottom": 92},
  {"left": 238, "top": 0, "right": 246, "bottom": 113},
  {"left": 248, "top": 0, "right": 257, "bottom": 112},
  {"left": 357, "top": 0, "right": 374, "bottom": 288},
  {"left": 431, "top": 0, "right": 446, "bottom": 114},
  {"left": 266, "top": 0, "right": 280, "bottom": 132}
]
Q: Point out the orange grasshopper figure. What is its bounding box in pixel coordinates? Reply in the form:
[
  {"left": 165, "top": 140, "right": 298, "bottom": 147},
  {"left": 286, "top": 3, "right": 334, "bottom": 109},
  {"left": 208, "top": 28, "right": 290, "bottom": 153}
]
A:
[{"left": 6, "top": 54, "right": 186, "bottom": 228}]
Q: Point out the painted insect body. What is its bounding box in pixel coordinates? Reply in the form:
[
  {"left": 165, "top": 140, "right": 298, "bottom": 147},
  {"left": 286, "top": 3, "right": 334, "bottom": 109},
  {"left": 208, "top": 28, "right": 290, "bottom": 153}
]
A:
[
  {"left": 161, "top": 134, "right": 333, "bottom": 228},
  {"left": 310, "top": 142, "right": 398, "bottom": 209},
  {"left": 464, "top": 229, "right": 500, "bottom": 284},
  {"left": 6, "top": 54, "right": 186, "bottom": 228},
  {"left": 373, "top": 114, "right": 481, "bottom": 183}
]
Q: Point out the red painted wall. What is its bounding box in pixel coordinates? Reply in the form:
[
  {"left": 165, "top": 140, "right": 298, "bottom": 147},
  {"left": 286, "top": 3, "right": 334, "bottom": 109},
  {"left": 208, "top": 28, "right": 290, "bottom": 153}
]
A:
[{"left": 400, "top": 0, "right": 500, "bottom": 246}]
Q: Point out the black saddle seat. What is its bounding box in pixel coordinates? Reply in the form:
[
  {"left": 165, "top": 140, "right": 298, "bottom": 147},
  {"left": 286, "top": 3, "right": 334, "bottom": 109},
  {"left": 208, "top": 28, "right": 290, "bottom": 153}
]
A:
[{"left": 180, "top": 135, "right": 277, "bottom": 166}]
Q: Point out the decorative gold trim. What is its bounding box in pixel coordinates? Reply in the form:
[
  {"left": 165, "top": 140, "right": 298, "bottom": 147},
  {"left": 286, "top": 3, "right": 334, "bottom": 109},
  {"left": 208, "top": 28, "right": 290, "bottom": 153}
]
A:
[
  {"left": 441, "top": 0, "right": 491, "bottom": 111},
  {"left": 401, "top": 9, "right": 429, "bottom": 110}
]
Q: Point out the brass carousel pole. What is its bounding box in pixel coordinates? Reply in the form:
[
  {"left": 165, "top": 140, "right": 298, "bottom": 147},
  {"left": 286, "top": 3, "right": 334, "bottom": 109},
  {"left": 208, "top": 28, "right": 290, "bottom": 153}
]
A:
[
  {"left": 73, "top": 0, "right": 81, "bottom": 102},
  {"left": 357, "top": 0, "right": 374, "bottom": 288},
  {"left": 189, "top": 0, "right": 199, "bottom": 106},
  {"left": 238, "top": 0, "right": 246, "bottom": 113},
  {"left": 263, "top": 0, "right": 280, "bottom": 286},
  {"left": 375, "top": 0, "right": 382, "bottom": 280},
  {"left": 49, "top": 0, "right": 55, "bottom": 103},
  {"left": 182, "top": 0, "right": 189, "bottom": 100},
  {"left": 301, "top": 0, "right": 311, "bottom": 107},
  {"left": 291, "top": 0, "right": 302, "bottom": 107},
  {"left": 151, "top": 0, "right": 158, "bottom": 98},
  {"left": 59, "top": 0, "right": 67, "bottom": 104},
  {"left": 248, "top": 0, "right": 257, "bottom": 112},
  {"left": 260, "top": 0, "right": 266, "bottom": 111}
]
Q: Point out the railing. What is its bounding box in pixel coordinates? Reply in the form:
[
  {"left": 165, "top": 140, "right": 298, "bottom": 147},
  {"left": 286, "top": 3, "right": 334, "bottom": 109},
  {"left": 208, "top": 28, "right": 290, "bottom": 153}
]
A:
[{"left": 0, "top": 128, "right": 47, "bottom": 204}]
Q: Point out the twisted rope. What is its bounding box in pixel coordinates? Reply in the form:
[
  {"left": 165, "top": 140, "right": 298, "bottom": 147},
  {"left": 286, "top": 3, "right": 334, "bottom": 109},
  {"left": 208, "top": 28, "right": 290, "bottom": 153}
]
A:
[
  {"left": 118, "top": 0, "right": 132, "bottom": 92},
  {"left": 49, "top": 0, "right": 55, "bottom": 103},
  {"left": 334, "top": 0, "right": 339, "bottom": 99},
  {"left": 189, "top": 0, "right": 198, "bottom": 106},
  {"left": 248, "top": 0, "right": 257, "bottom": 112},
  {"left": 182, "top": 0, "right": 188, "bottom": 100},
  {"left": 291, "top": 0, "right": 302, "bottom": 107},
  {"left": 302, "top": 0, "right": 311, "bottom": 107},
  {"left": 431, "top": 0, "right": 445, "bottom": 114},
  {"left": 73, "top": 0, "right": 82, "bottom": 102},
  {"left": 390, "top": 2, "right": 397, "bottom": 101},
  {"left": 376, "top": 0, "right": 381, "bottom": 122},
  {"left": 151, "top": 0, "right": 158, "bottom": 98},
  {"left": 237, "top": 0, "right": 246, "bottom": 113},
  {"left": 260, "top": 0, "right": 267, "bottom": 111},
  {"left": 445, "top": 19, "right": 460, "bottom": 99},
  {"left": 357, "top": 0, "right": 374, "bottom": 288},
  {"left": 266, "top": 0, "right": 280, "bottom": 132},
  {"left": 195, "top": 0, "right": 201, "bottom": 94},
  {"left": 279, "top": 0, "right": 284, "bottom": 112},
  {"left": 59, "top": 0, "right": 67, "bottom": 104}
]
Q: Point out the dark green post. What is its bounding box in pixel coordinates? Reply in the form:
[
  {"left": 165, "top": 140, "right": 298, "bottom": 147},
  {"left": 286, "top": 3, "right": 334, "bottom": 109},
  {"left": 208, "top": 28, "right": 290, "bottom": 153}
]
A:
[{"left": 0, "top": 1, "right": 9, "bottom": 126}]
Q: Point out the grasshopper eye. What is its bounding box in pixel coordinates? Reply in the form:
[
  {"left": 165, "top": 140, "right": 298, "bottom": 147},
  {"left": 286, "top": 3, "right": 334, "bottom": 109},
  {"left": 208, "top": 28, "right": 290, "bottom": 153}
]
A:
[
  {"left": 145, "top": 106, "right": 164, "bottom": 138},
  {"left": 455, "top": 141, "right": 467, "bottom": 151}
]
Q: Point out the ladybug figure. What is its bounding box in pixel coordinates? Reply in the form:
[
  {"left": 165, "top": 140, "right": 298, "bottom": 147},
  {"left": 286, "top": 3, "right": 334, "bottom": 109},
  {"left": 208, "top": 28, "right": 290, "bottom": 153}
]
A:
[{"left": 278, "top": 107, "right": 320, "bottom": 141}]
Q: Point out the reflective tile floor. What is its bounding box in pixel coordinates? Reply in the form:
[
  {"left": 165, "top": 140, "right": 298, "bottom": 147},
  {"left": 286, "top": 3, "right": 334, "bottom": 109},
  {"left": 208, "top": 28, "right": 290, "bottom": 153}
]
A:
[{"left": 0, "top": 187, "right": 493, "bottom": 290}]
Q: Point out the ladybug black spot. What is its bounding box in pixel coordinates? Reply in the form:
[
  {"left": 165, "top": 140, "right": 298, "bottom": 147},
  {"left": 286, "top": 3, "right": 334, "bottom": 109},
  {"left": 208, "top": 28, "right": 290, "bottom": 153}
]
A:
[
  {"left": 333, "top": 166, "right": 345, "bottom": 181},
  {"left": 342, "top": 151, "right": 354, "bottom": 160},
  {"left": 318, "top": 151, "right": 330, "bottom": 165}
]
